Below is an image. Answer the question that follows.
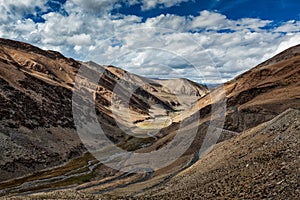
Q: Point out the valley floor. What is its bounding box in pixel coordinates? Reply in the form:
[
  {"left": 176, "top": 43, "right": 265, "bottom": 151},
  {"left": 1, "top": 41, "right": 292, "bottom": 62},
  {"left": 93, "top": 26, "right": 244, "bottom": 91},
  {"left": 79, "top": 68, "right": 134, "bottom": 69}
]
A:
[{"left": 1, "top": 109, "right": 299, "bottom": 199}]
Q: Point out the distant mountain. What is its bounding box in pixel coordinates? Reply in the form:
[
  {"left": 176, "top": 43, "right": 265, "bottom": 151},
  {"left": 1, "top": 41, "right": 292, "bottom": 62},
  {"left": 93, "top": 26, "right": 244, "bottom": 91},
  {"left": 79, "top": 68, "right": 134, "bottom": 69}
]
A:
[{"left": 155, "top": 78, "right": 208, "bottom": 96}]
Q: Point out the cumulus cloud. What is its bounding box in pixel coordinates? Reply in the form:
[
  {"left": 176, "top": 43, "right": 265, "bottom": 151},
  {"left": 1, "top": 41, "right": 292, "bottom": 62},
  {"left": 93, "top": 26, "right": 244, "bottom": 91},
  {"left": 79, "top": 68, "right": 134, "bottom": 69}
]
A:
[
  {"left": 0, "top": 0, "right": 300, "bottom": 84},
  {"left": 275, "top": 33, "right": 300, "bottom": 54},
  {"left": 274, "top": 20, "right": 300, "bottom": 33},
  {"left": 140, "top": 0, "right": 191, "bottom": 10},
  {"left": 0, "top": 0, "right": 47, "bottom": 22},
  {"left": 68, "top": 0, "right": 119, "bottom": 15},
  {"left": 64, "top": 0, "right": 191, "bottom": 15},
  {"left": 67, "top": 34, "right": 92, "bottom": 46},
  {"left": 190, "top": 10, "right": 227, "bottom": 30}
]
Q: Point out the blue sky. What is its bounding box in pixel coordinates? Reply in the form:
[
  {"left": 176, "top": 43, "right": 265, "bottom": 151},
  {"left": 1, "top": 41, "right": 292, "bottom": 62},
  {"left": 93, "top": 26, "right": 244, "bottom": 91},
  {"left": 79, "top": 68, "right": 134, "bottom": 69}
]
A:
[
  {"left": 114, "top": 0, "right": 300, "bottom": 22},
  {"left": 0, "top": 0, "right": 300, "bottom": 83}
]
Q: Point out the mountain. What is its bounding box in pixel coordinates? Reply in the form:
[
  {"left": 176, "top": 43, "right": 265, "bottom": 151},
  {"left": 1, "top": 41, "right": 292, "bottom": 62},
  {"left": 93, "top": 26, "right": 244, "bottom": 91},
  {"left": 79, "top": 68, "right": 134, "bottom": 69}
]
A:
[
  {"left": 155, "top": 78, "right": 208, "bottom": 97},
  {"left": 175, "top": 44, "right": 300, "bottom": 132},
  {"left": 86, "top": 45, "right": 299, "bottom": 199},
  {"left": 37, "top": 110, "right": 296, "bottom": 200},
  {"left": 0, "top": 39, "right": 84, "bottom": 181},
  {"left": 0, "top": 39, "right": 299, "bottom": 199},
  {"left": 0, "top": 38, "right": 207, "bottom": 182},
  {"left": 136, "top": 108, "right": 300, "bottom": 199},
  {"left": 223, "top": 45, "right": 300, "bottom": 131}
]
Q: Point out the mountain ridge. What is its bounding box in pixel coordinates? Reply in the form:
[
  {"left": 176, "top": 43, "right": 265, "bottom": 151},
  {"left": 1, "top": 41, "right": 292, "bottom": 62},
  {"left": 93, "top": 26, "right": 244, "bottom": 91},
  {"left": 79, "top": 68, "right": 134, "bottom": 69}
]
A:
[
  {"left": 0, "top": 38, "right": 207, "bottom": 182},
  {"left": 0, "top": 38, "right": 299, "bottom": 199}
]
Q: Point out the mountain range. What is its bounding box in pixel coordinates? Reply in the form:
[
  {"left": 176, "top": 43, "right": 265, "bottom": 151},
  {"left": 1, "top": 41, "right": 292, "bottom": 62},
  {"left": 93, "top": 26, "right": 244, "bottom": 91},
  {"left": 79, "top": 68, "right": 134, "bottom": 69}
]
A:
[{"left": 0, "top": 38, "right": 299, "bottom": 199}]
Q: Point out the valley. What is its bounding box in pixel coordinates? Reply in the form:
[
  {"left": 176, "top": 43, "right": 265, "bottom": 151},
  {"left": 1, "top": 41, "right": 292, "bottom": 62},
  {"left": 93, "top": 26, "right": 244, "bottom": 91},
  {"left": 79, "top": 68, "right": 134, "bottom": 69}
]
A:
[{"left": 0, "top": 38, "right": 299, "bottom": 199}]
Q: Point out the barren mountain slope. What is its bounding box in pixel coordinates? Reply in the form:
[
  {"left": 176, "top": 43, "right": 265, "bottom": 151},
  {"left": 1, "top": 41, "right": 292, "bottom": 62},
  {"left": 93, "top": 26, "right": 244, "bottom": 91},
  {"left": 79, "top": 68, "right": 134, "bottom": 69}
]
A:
[
  {"left": 155, "top": 78, "right": 208, "bottom": 96},
  {"left": 175, "top": 44, "right": 300, "bottom": 132},
  {"left": 0, "top": 38, "right": 207, "bottom": 182},
  {"left": 7, "top": 108, "right": 299, "bottom": 199},
  {"left": 0, "top": 39, "right": 299, "bottom": 199},
  {"left": 223, "top": 45, "right": 300, "bottom": 131},
  {"left": 135, "top": 108, "right": 300, "bottom": 199},
  {"left": 79, "top": 45, "right": 300, "bottom": 198},
  {"left": 0, "top": 39, "right": 84, "bottom": 181}
]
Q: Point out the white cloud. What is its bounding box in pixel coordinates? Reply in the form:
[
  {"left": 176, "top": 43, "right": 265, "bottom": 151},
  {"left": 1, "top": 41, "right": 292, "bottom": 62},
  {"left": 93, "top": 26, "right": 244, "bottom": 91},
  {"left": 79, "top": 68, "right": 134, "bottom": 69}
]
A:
[
  {"left": 274, "top": 20, "right": 300, "bottom": 33},
  {"left": 140, "top": 0, "right": 191, "bottom": 11},
  {"left": 74, "top": 45, "right": 82, "bottom": 52},
  {"left": 69, "top": 0, "right": 119, "bottom": 14},
  {"left": 275, "top": 33, "right": 300, "bottom": 54},
  {"left": 0, "top": 0, "right": 300, "bottom": 84},
  {"left": 0, "top": 0, "right": 47, "bottom": 22},
  {"left": 144, "top": 14, "right": 187, "bottom": 31},
  {"left": 67, "top": 34, "right": 92, "bottom": 46},
  {"left": 190, "top": 10, "right": 227, "bottom": 30},
  {"left": 235, "top": 18, "right": 273, "bottom": 31}
]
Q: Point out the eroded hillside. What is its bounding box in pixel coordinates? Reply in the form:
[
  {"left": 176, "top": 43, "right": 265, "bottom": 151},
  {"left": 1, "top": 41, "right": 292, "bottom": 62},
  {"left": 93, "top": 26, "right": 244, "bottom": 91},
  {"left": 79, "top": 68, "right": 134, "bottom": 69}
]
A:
[
  {"left": 0, "top": 39, "right": 299, "bottom": 199},
  {"left": 0, "top": 38, "right": 207, "bottom": 183}
]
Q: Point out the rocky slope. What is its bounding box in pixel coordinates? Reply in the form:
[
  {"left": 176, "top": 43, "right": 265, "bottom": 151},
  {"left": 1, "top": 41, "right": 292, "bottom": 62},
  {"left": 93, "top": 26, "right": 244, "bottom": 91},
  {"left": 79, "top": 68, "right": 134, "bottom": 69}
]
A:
[
  {"left": 155, "top": 78, "right": 208, "bottom": 96},
  {"left": 223, "top": 45, "right": 300, "bottom": 132},
  {"left": 175, "top": 44, "right": 300, "bottom": 132},
  {"left": 135, "top": 108, "right": 300, "bottom": 199},
  {"left": 131, "top": 45, "right": 300, "bottom": 199},
  {"left": 0, "top": 38, "right": 207, "bottom": 182},
  {"left": 5, "top": 108, "right": 299, "bottom": 199},
  {"left": 0, "top": 39, "right": 84, "bottom": 181},
  {"left": 0, "top": 39, "right": 299, "bottom": 199}
]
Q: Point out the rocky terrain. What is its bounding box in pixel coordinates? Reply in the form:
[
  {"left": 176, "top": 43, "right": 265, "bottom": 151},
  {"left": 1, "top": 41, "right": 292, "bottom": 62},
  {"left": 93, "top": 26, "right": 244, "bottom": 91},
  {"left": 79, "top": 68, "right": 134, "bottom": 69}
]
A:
[
  {"left": 134, "top": 108, "right": 300, "bottom": 199},
  {"left": 0, "top": 38, "right": 299, "bottom": 199},
  {"left": 0, "top": 39, "right": 84, "bottom": 181},
  {"left": 175, "top": 44, "right": 300, "bottom": 132},
  {"left": 0, "top": 38, "right": 207, "bottom": 183},
  {"left": 3, "top": 108, "right": 299, "bottom": 199}
]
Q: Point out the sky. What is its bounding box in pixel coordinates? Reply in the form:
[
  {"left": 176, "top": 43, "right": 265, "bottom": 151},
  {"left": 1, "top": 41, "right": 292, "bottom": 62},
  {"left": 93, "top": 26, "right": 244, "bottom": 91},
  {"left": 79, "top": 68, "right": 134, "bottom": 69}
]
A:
[{"left": 0, "top": 0, "right": 300, "bottom": 84}]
